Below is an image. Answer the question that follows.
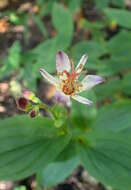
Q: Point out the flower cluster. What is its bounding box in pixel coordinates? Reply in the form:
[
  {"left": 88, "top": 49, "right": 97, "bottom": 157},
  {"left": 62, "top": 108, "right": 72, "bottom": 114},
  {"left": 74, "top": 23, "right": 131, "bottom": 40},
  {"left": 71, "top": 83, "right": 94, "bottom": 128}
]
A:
[{"left": 17, "top": 90, "right": 40, "bottom": 118}]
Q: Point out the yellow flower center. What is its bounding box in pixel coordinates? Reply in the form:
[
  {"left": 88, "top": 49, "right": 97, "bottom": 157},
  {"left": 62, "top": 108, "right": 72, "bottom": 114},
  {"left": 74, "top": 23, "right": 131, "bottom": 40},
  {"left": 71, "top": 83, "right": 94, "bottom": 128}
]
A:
[
  {"left": 58, "top": 61, "right": 82, "bottom": 96},
  {"left": 60, "top": 73, "right": 82, "bottom": 95},
  {"left": 62, "top": 80, "right": 75, "bottom": 95}
]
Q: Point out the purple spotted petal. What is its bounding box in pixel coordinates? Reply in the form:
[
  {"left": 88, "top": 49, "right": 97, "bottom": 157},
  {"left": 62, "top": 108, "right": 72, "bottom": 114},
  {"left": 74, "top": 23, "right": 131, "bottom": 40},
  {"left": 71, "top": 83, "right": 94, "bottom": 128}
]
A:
[
  {"left": 56, "top": 50, "right": 71, "bottom": 73},
  {"left": 54, "top": 90, "right": 71, "bottom": 107},
  {"left": 40, "top": 68, "right": 58, "bottom": 86},
  {"left": 75, "top": 54, "right": 88, "bottom": 75},
  {"left": 80, "top": 75, "right": 104, "bottom": 92}
]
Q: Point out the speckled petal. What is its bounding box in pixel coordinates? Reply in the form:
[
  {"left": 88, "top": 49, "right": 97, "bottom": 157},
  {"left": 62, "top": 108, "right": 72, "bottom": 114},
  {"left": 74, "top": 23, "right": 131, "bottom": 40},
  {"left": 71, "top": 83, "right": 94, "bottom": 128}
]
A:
[
  {"left": 40, "top": 68, "right": 58, "bottom": 86},
  {"left": 56, "top": 50, "right": 71, "bottom": 73},
  {"left": 72, "top": 95, "right": 93, "bottom": 105},
  {"left": 80, "top": 75, "right": 104, "bottom": 92},
  {"left": 75, "top": 54, "right": 88, "bottom": 75},
  {"left": 54, "top": 90, "right": 71, "bottom": 107}
]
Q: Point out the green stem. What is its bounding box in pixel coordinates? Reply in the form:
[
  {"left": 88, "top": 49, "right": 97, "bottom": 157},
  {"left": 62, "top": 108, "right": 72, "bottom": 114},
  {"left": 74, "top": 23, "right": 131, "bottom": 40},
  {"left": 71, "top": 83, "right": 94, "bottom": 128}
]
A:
[{"left": 39, "top": 101, "right": 56, "bottom": 120}]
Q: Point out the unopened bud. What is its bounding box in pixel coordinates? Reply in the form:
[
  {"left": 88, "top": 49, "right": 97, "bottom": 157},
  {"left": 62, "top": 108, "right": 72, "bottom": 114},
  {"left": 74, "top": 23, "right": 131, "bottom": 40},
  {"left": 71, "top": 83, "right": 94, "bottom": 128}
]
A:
[
  {"left": 23, "top": 90, "right": 34, "bottom": 99},
  {"left": 17, "top": 97, "right": 28, "bottom": 110},
  {"left": 22, "top": 89, "right": 40, "bottom": 104},
  {"left": 29, "top": 110, "right": 36, "bottom": 118}
]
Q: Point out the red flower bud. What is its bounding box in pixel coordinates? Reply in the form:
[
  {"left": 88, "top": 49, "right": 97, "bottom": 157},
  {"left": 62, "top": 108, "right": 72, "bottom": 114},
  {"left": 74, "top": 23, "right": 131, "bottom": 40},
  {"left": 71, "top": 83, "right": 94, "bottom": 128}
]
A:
[
  {"left": 29, "top": 110, "right": 36, "bottom": 118},
  {"left": 17, "top": 97, "right": 28, "bottom": 110},
  {"left": 22, "top": 90, "right": 33, "bottom": 100}
]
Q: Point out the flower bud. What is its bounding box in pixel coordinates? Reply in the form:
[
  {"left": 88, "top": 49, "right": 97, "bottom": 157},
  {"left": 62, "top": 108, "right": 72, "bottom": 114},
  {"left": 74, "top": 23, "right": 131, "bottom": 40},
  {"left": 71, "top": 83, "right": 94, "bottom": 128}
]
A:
[
  {"left": 22, "top": 89, "right": 40, "bottom": 104},
  {"left": 22, "top": 90, "right": 34, "bottom": 100},
  {"left": 29, "top": 110, "right": 36, "bottom": 118},
  {"left": 17, "top": 97, "right": 28, "bottom": 110}
]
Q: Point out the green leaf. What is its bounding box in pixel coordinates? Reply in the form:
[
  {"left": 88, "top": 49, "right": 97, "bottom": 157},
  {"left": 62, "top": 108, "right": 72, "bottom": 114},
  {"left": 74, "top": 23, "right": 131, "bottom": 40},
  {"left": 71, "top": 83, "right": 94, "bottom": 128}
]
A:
[
  {"left": 110, "top": 0, "right": 125, "bottom": 7},
  {"left": 68, "top": 0, "right": 82, "bottom": 13},
  {"left": 77, "top": 123, "right": 131, "bottom": 190},
  {"left": 19, "top": 3, "right": 74, "bottom": 80},
  {"left": 98, "top": 57, "right": 131, "bottom": 77},
  {"left": 71, "top": 90, "right": 97, "bottom": 123},
  {"left": 31, "top": 34, "right": 73, "bottom": 74},
  {"left": 94, "top": 78, "right": 122, "bottom": 101},
  {"left": 8, "top": 41, "right": 21, "bottom": 68},
  {"left": 105, "top": 8, "right": 131, "bottom": 28},
  {"left": 39, "top": 158, "right": 78, "bottom": 187},
  {"left": 14, "top": 186, "right": 26, "bottom": 190},
  {"left": 91, "top": 101, "right": 131, "bottom": 132},
  {"left": 0, "top": 116, "right": 71, "bottom": 180},
  {"left": 37, "top": 141, "right": 79, "bottom": 187},
  {"left": 32, "top": 38, "right": 63, "bottom": 73},
  {"left": 20, "top": 52, "right": 39, "bottom": 90},
  {"left": 72, "top": 40, "right": 107, "bottom": 70},
  {"left": 94, "top": 0, "right": 109, "bottom": 10},
  {"left": 107, "top": 30, "right": 131, "bottom": 56},
  {"left": 0, "top": 41, "right": 21, "bottom": 79},
  {"left": 122, "top": 73, "right": 131, "bottom": 95},
  {"left": 19, "top": 2, "right": 74, "bottom": 85},
  {"left": 38, "top": 0, "right": 56, "bottom": 17},
  {"left": 97, "top": 31, "right": 131, "bottom": 76},
  {"left": 52, "top": 3, "right": 73, "bottom": 46},
  {"left": 52, "top": 104, "right": 67, "bottom": 128},
  {"left": 9, "top": 12, "right": 20, "bottom": 24},
  {"left": 32, "top": 15, "right": 48, "bottom": 37}
]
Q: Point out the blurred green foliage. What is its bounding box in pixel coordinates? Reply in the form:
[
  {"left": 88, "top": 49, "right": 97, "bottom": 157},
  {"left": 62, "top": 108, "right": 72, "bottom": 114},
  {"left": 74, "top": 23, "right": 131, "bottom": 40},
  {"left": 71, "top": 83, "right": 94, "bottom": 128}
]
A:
[{"left": 14, "top": 186, "right": 26, "bottom": 190}]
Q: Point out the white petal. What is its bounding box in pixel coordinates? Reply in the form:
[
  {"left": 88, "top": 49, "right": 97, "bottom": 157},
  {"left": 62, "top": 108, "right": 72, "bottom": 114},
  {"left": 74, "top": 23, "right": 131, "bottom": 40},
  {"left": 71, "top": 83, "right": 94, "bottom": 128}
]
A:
[
  {"left": 80, "top": 75, "right": 104, "bottom": 92},
  {"left": 54, "top": 90, "right": 71, "bottom": 107},
  {"left": 40, "top": 68, "right": 58, "bottom": 86},
  {"left": 56, "top": 50, "right": 71, "bottom": 73},
  {"left": 72, "top": 95, "right": 93, "bottom": 105},
  {"left": 75, "top": 54, "right": 88, "bottom": 74}
]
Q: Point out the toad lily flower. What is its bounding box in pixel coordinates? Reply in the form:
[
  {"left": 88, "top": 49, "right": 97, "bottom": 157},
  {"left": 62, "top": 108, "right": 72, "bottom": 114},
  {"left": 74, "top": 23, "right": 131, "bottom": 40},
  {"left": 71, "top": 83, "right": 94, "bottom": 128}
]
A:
[{"left": 40, "top": 51, "right": 104, "bottom": 105}]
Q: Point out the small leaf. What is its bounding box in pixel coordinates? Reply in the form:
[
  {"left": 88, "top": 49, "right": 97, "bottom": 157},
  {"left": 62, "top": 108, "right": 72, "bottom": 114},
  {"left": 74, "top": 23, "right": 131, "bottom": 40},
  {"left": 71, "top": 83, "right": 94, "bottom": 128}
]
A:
[
  {"left": 32, "top": 15, "right": 48, "bottom": 37},
  {"left": 0, "top": 41, "right": 21, "bottom": 79},
  {"left": 52, "top": 3, "right": 73, "bottom": 45},
  {"left": 8, "top": 41, "right": 21, "bottom": 68},
  {"left": 105, "top": 8, "right": 131, "bottom": 28}
]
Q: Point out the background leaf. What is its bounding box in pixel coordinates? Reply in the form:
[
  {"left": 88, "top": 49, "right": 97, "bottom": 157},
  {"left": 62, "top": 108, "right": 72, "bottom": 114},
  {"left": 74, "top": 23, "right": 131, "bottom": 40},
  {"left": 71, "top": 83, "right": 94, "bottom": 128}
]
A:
[
  {"left": 72, "top": 40, "right": 107, "bottom": 70},
  {"left": 105, "top": 8, "right": 131, "bottom": 28},
  {"left": 0, "top": 41, "right": 21, "bottom": 79},
  {"left": 52, "top": 2, "right": 74, "bottom": 46},
  {"left": 91, "top": 101, "right": 131, "bottom": 132}
]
